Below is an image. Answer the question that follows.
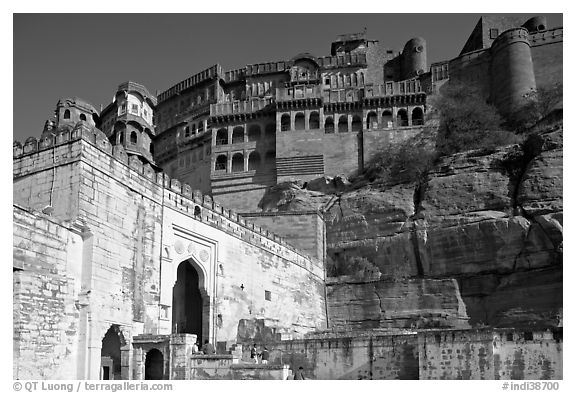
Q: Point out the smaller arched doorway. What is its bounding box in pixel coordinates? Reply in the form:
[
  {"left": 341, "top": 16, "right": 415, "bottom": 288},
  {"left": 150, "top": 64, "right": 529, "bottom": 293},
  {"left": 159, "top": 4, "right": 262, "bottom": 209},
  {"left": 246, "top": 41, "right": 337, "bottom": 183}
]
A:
[{"left": 145, "top": 349, "right": 164, "bottom": 380}]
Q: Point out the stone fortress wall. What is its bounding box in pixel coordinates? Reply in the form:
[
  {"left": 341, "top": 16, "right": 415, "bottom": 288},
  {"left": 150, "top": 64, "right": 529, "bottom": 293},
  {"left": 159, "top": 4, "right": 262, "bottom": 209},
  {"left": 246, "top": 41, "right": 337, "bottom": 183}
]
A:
[
  {"left": 13, "top": 14, "right": 563, "bottom": 380},
  {"left": 13, "top": 125, "right": 327, "bottom": 380}
]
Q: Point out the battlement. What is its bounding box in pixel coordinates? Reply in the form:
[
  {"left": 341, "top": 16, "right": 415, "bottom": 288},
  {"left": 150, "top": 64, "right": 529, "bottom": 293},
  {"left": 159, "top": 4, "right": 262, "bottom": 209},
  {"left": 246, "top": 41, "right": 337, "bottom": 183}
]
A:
[
  {"left": 157, "top": 65, "right": 222, "bottom": 103},
  {"left": 13, "top": 126, "right": 323, "bottom": 276}
]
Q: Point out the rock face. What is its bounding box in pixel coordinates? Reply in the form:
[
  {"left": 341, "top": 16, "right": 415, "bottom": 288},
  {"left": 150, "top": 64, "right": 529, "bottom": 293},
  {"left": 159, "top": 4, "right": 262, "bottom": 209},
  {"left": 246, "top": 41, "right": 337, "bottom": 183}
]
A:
[{"left": 263, "top": 124, "right": 563, "bottom": 331}]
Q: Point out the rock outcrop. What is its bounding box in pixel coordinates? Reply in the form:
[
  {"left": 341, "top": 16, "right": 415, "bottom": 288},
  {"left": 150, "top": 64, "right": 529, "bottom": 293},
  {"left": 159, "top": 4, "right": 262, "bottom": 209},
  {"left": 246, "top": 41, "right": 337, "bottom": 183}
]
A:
[{"left": 259, "top": 124, "right": 563, "bottom": 331}]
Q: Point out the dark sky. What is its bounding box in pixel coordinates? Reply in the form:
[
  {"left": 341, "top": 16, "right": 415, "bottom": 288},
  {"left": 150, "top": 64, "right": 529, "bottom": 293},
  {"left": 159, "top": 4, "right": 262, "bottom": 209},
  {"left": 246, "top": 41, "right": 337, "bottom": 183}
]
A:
[{"left": 13, "top": 13, "right": 562, "bottom": 141}]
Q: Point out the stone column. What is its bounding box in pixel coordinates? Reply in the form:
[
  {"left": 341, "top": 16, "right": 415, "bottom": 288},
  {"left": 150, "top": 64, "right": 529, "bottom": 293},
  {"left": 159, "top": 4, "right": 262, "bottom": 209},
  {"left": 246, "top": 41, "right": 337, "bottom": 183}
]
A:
[{"left": 169, "top": 334, "right": 197, "bottom": 380}]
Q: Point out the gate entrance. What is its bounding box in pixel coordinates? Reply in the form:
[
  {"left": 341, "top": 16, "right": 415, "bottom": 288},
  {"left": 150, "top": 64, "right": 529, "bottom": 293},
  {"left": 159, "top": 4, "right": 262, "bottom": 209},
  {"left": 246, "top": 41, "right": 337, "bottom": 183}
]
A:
[{"left": 172, "top": 261, "right": 203, "bottom": 338}]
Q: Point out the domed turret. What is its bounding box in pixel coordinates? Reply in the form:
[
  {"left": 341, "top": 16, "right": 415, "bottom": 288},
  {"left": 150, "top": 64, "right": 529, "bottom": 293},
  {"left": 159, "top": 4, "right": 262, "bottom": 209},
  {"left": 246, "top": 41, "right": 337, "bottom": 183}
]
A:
[
  {"left": 402, "top": 37, "right": 427, "bottom": 79},
  {"left": 522, "top": 16, "right": 547, "bottom": 33}
]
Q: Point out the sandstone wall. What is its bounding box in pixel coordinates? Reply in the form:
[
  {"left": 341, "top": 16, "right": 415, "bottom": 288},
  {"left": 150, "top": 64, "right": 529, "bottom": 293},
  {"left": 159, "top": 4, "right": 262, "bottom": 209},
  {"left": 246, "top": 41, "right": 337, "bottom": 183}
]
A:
[
  {"left": 241, "top": 211, "right": 325, "bottom": 261},
  {"left": 419, "top": 328, "right": 562, "bottom": 380},
  {"left": 13, "top": 129, "right": 327, "bottom": 379},
  {"left": 269, "top": 331, "right": 419, "bottom": 380},
  {"left": 530, "top": 28, "right": 563, "bottom": 90},
  {"left": 276, "top": 129, "right": 360, "bottom": 179},
  {"left": 13, "top": 206, "right": 84, "bottom": 379}
]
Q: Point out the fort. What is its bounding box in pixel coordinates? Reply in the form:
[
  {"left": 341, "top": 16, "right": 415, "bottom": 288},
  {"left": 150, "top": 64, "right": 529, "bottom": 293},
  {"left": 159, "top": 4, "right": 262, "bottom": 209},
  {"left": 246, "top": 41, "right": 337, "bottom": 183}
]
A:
[{"left": 13, "top": 15, "right": 562, "bottom": 380}]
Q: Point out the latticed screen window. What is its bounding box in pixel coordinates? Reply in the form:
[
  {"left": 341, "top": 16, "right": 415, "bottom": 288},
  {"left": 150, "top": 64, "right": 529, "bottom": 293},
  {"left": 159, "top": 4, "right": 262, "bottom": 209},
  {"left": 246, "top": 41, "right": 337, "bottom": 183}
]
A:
[
  {"left": 490, "top": 28, "right": 499, "bottom": 39},
  {"left": 265, "top": 290, "right": 271, "bottom": 301},
  {"left": 131, "top": 104, "right": 139, "bottom": 114}
]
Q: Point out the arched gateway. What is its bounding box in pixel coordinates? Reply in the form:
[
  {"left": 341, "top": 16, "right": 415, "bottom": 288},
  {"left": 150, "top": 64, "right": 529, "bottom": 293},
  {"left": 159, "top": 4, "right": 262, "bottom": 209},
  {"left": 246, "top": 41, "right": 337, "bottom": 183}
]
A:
[{"left": 172, "top": 259, "right": 207, "bottom": 341}]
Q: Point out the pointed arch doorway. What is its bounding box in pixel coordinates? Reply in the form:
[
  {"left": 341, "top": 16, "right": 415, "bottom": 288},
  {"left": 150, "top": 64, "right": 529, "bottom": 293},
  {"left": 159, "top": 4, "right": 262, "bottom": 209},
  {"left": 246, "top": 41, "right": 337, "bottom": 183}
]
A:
[{"left": 172, "top": 259, "right": 206, "bottom": 341}]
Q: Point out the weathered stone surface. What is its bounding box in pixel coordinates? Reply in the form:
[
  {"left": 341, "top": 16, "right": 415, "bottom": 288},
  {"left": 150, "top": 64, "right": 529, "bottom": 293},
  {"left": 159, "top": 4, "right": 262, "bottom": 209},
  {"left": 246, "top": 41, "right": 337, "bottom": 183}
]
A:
[
  {"left": 326, "top": 278, "right": 470, "bottom": 330},
  {"left": 517, "top": 148, "right": 563, "bottom": 215},
  {"left": 257, "top": 180, "right": 330, "bottom": 212},
  {"left": 323, "top": 123, "right": 562, "bottom": 329},
  {"left": 420, "top": 147, "right": 515, "bottom": 221}
]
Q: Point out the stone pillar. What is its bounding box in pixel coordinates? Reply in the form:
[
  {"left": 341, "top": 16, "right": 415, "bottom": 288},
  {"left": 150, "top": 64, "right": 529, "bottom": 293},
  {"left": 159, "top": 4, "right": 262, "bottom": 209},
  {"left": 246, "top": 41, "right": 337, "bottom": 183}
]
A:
[
  {"left": 119, "top": 327, "right": 132, "bottom": 380},
  {"left": 169, "top": 334, "right": 197, "bottom": 380},
  {"left": 87, "top": 320, "right": 103, "bottom": 380},
  {"left": 290, "top": 112, "right": 295, "bottom": 131},
  {"left": 133, "top": 347, "right": 144, "bottom": 380},
  {"left": 304, "top": 110, "right": 310, "bottom": 131}
]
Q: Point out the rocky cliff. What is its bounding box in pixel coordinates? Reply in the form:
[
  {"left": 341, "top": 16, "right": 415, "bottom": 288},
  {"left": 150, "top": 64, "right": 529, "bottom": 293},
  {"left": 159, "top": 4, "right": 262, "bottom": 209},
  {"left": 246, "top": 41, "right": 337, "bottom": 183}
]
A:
[{"left": 257, "top": 123, "right": 563, "bottom": 331}]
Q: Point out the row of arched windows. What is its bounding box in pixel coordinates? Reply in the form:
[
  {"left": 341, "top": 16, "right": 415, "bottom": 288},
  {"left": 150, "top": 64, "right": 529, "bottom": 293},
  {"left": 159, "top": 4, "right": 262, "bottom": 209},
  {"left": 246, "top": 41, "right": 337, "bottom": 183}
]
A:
[
  {"left": 117, "top": 131, "right": 139, "bottom": 145},
  {"left": 280, "top": 107, "right": 424, "bottom": 132},
  {"left": 214, "top": 151, "right": 276, "bottom": 173},
  {"left": 215, "top": 123, "right": 276, "bottom": 145}
]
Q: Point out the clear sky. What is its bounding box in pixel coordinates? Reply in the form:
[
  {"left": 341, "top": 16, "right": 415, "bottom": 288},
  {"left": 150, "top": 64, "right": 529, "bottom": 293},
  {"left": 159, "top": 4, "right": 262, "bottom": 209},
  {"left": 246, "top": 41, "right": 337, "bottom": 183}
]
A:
[{"left": 13, "top": 13, "right": 562, "bottom": 141}]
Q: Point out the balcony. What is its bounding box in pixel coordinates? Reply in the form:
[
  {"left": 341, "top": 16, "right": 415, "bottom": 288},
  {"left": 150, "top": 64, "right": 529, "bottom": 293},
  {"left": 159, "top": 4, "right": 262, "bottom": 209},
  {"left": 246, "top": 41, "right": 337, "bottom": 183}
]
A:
[
  {"left": 364, "top": 80, "right": 423, "bottom": 98},
  {"left": 210, "top": 97, "right": 274, "bottom": 116},
  {"left": 276, "top": 86, "right": 323, "bottom": 102}
]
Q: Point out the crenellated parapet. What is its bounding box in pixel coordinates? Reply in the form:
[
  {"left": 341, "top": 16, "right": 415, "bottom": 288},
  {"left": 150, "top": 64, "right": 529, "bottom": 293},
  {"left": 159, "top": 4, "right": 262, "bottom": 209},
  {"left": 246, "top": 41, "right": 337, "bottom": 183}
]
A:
[{"left": 13, "top": 124, "right": 323, "bottom": 274}]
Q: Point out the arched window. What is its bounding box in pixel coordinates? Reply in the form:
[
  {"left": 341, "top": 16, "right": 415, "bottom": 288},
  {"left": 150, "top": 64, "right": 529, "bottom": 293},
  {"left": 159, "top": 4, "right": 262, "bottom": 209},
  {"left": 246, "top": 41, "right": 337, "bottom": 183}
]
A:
[
  {"left": 397, "top": 109, "right": 408, "bottom": 127},
  {"left": 412, "top": 107, "right": 424, "bottom": 125},
  {"left": 309, "top": 112, "right": 320, "bottom": 129},
  {"left": 118, "top": 131, "right": 124, "bottom": 145},
  {"left": 382, "top": 110, "right": 393, "bottom": 128},
  {"left": 248, "top": 125, "right": 261, "bottom": 141},
  {"left": 324, "top": 117, "right": 334, "bottom": 134},
  {"left": 248, "top": 151, "right": 261, "bottom": 171},
  {"left": 130, "top": 131, "right": 138, "bottom": 144},
  {"left": 149, "top": 143, "right": 154, "bottom": 155},
  {"left": 216, "top": 128, "right": 228, "bottom": 145},
  {"left": 64, "top": 109, "right": 71, "bottom": 119},
  {"left": 338, "top": 115, "right": 348, "bottom": 133},
  {"left": 184, "top": 126, "right": 190, "bottom": 137},
  {"left": 294, "top": 112, "right": 305, "bottom": 130},
  {"left": 367, "top": 111, "right": 378, "bottom": 130},
  {"left": 280, "top": 114, "right": 290, "bottom": 131},
  {"left": 215, "top": 154, "right": 227, "bottom": 171},
  {"left": 231, "top": 153, "right": 244, "bottom": 172},
  {"left": 265, "top": 123, "right": 276, "bottom": 138},
  {"left": 232, "top": 126, "right": 244, "bottom": 144},
  {"left": 351, "top": 115, "right": 362, "bottom": 132},
  {"left": 79, "top": 113, "right": 87, "bottom": 121},
  {"left": 352, "top": 73, "right": 358, "bottom": 86}
]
